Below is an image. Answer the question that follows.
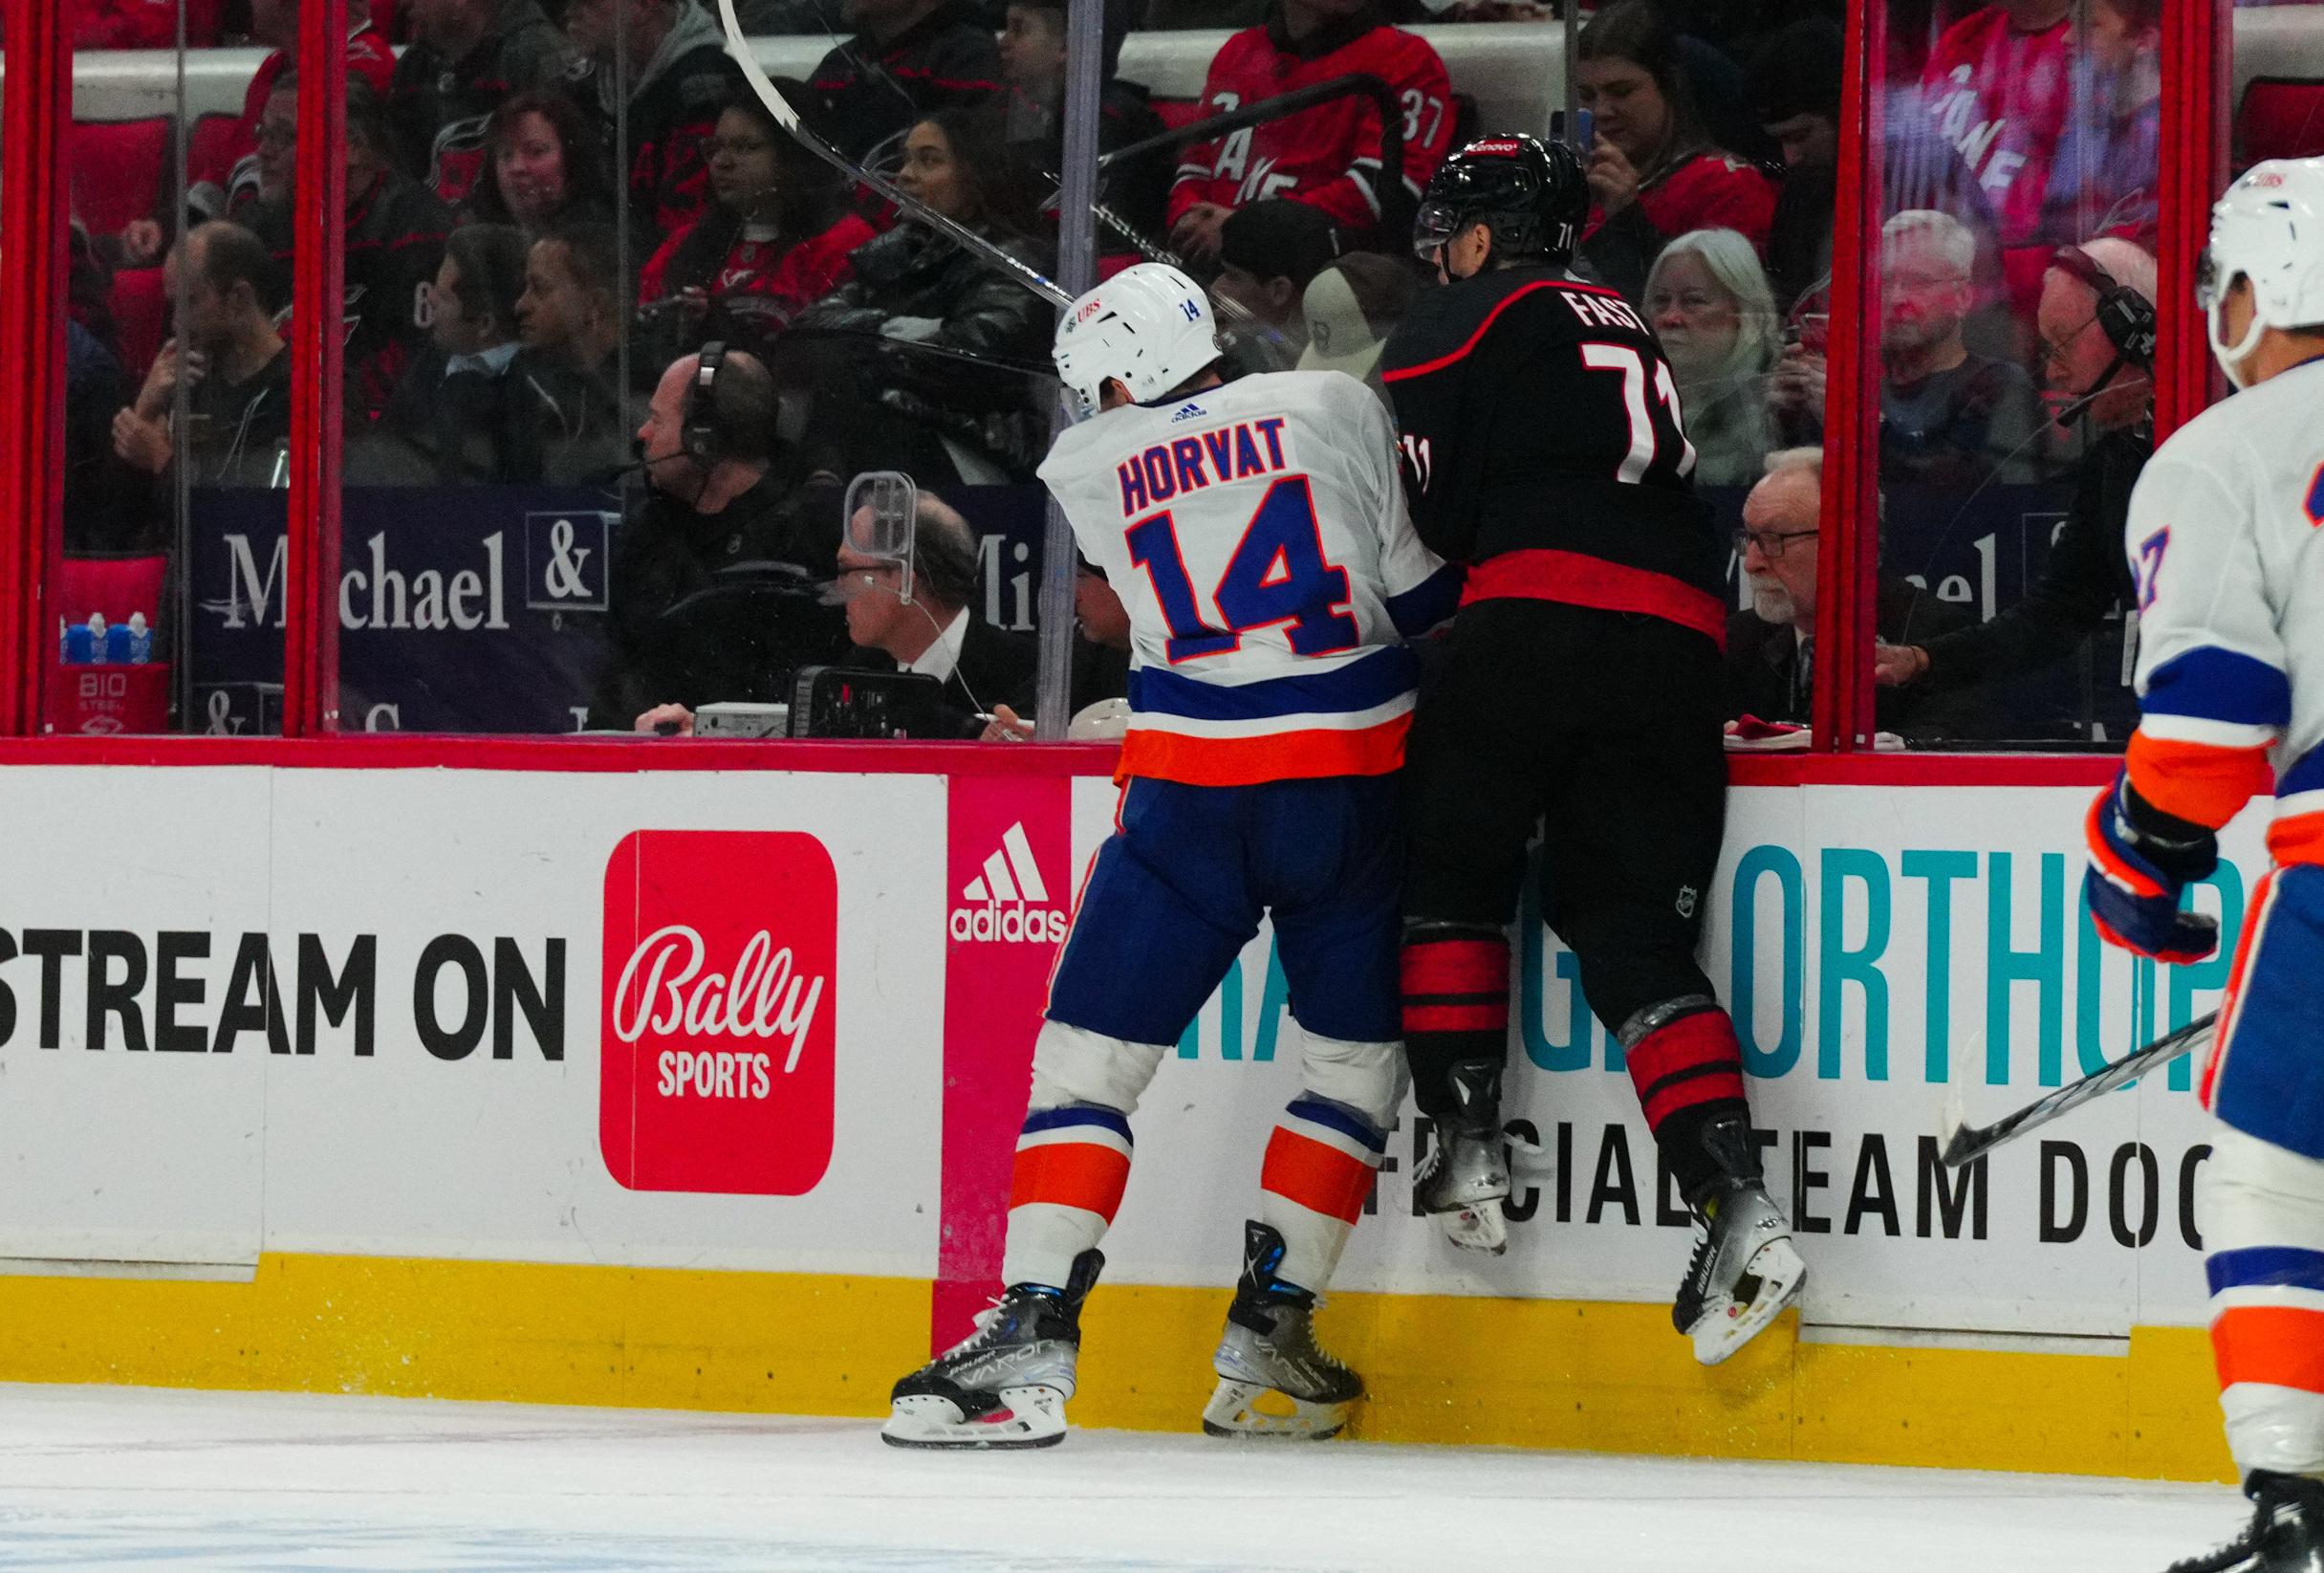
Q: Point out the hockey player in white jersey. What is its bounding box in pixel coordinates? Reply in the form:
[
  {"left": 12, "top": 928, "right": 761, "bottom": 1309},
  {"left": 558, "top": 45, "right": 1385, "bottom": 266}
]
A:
[
  {"left": 2080, "top": 158, "right": 2324, "bottom": 1573},
  {"left": 881, "top": 263, "right": 1461, "bottom": 1450}
]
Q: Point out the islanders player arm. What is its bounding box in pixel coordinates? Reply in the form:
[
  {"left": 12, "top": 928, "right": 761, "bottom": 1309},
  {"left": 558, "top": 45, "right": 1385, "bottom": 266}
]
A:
[{"left": 2085, "top": 454, "right": 2285, "bottom": 964}]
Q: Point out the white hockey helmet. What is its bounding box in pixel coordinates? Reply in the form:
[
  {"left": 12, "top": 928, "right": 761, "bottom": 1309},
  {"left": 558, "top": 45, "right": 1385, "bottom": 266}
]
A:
[
  {"left": 2201, "top": 156, "right": 2324, "bottom": 387},
  {"left": 1053, "top": 263, "right": 1222, "bottom": 417}
]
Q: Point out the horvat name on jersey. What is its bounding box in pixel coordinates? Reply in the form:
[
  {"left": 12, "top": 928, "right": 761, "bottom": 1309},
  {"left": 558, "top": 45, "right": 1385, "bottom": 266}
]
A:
[{"left": 1117, "top": 416, "right": 1292, "bottom": 518}]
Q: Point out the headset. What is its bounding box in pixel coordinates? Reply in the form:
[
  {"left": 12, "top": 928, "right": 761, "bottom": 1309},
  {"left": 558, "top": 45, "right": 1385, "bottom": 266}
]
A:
[
  {"left": 683, "top": 339, "right": 732, "bottom": 462},
  {"left": 2049, "top": 246, "right": 2157, "bottom": 372}
]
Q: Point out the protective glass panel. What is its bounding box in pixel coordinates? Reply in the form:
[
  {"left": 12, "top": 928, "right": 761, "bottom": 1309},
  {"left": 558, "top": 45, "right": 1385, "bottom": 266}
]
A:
[
  {"left": 58, "top": 7, "right": 288, "bottom": 735},
  {"left": 1857, "top": 0, "right": 2161, "bottom": 750},
  {"left": 317, "top": 0, "right": 1072, "bottom": 738},
  {"left": 2220, "top": 2, "right": 2324, "bottom": 409}
]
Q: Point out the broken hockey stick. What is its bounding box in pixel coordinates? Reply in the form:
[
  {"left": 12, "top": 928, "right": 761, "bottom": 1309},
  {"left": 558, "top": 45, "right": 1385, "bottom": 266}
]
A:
[
  {"left": 1937, "top": 1010, "right": 2217, "bottom": 1168},
  {"left": 714, "top": 0, "right": 1074, "bottom": 308}
]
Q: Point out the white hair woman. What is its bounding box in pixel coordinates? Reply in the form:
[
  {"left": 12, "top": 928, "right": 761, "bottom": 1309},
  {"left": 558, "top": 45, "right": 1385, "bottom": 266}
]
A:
[{"left": 1643, "top": 228, "right": 1781, "bottom": 487}]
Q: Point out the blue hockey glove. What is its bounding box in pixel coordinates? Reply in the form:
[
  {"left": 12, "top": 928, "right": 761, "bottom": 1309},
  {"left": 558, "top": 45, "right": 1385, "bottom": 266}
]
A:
[{"left": 2083, "top": 770, "right": 2221, "bottom": 966}]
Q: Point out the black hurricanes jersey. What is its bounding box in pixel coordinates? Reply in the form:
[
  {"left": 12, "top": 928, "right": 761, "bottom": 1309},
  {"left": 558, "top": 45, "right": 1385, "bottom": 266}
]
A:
[{"left": 1379, "top": 267, "right": 1726, "bottom": 645}]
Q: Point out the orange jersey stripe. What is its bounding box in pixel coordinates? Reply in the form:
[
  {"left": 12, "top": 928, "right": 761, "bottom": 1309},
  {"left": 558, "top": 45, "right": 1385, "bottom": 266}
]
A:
[
  {"left": 2126, "top": 732, "right": 2274, "bottom": 830},
  {"left": 1117, "top": 715, "right": 1410, "bottom": 787},
  {"left": 1009, "top": 1142, "right": 1133, "bottom": 1222},
  {"left": 2268, "top": 811, "right": 2324, "bottom": 867},
  {"left": 2213, "top": 1303, "right": 2324, "bottom": 1394},
  {"left": 1259, "top": 1127, "right": 1375, "bottom": 1226}
]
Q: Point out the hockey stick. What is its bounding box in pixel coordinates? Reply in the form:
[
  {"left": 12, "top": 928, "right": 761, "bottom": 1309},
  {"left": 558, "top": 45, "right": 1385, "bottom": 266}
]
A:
[
  {"left": 713, "top": 0, "right": 1073, "bottom": 308},
  {"left": 1936, "top": 1010, "right": 2217, "bottom": 1168}
]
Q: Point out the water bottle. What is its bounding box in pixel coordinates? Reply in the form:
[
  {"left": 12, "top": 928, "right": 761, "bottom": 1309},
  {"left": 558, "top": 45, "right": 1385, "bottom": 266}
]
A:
[
  {"left": 63, "top": 617, "right": 95, "bottom": 665},
  {"left": 125, "top": 612, "right": 152, "bottom": 665},
  {"left": 103, "top": 616, "right": 132, "bottom": 664},
  {"left": 85, "top": 613, "right": 109, "bottom": 665}
]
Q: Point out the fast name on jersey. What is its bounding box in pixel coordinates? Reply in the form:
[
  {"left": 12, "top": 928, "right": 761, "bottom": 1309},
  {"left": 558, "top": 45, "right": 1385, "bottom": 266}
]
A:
[
  {"left": 1117, "top": 414, "right": 1292, "bottom": 518},
  {"left": 1556, "top": 289, "right": 1649, "bottom": 335}
]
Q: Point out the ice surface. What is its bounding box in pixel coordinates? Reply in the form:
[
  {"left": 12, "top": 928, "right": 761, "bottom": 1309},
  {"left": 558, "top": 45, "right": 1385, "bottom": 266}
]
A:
[{"left": 0, "top": 1383, "right": 2247, "bottom": 1571}]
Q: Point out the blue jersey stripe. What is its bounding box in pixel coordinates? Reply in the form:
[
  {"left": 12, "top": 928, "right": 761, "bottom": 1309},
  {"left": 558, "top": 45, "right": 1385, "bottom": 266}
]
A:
[
  {"left": 1021, "top": 1104, "right": 1135, "bottom": 1143},
  {"left": 2206, "top": 1245, "right": 2324, "bottom": 1296},
  {"left": 1129, "top": 644, "right": 1418, "bottom": 722},
  {"left": 2278, "top": 742, "right": 2324, "bottom": 798},
  {"left": 1284, "top": 1096, "right": 1388, "bottom": 1154},
  {"left": 2144, "top": 647, "right": 2292, "bottom": 728},
  {"left": 1383, "top": 563, "right": 1465, "bottom": 639}
]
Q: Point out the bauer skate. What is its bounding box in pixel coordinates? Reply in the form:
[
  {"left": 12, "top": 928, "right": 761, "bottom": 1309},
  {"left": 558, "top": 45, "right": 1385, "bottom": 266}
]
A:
[
  {"left": 2163, "top": 1472, "right": 2324, "bottom": 1573},
  {"left": 881, "top": 1248, "right": 1103, "bottom": 1450},
  {"left": 1203, "top": 1221, "right": 1363, "bottom": 1440},
  {"left": 1414, "top": 1060, "right": 1511, "bottom": 1255},
  {"left": 1673, "top": 1116, "right": 1808, "bottom": 1365}
]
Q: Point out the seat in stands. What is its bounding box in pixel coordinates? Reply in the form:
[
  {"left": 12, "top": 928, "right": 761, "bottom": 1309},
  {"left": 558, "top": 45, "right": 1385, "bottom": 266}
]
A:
[
  {"left": 2238, "top": 77, "right": 2324, "bottom": 167},
  {"left": 109, "top": 268, "right": 169, "bottom": 384},
  {"left": 71, "top": 118, "right": 171, "bottom": 239}
]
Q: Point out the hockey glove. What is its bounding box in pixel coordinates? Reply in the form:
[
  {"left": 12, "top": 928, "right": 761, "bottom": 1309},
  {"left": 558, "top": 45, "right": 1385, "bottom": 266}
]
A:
[{"left": 2083, "top": 768, "right": 2221, "bottom": 966}]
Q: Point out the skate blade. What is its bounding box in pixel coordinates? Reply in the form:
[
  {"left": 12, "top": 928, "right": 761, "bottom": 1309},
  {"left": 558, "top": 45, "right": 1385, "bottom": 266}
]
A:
[
  {"left": 879, "top": 1385, "right": 1069, "bottom": 1450},
  {"left": 1687, "top": 1237, "right": 1807, "bottom": 1366},
  {"left": 1199, "top": 1379, "right": 1352, "bottom": 1440},
  {"left": 1431, "top": 1198, "right": 1508, "bottom": 1256}
]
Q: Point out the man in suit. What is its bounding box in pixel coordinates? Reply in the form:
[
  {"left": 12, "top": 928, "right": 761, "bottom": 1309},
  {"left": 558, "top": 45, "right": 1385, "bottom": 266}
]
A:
[
  {"left": 833, "top": 492, "right": 1038, "bottom": 735},
  {"left": 1726, "top": 447, "right": 1987, "bottom": 741}
]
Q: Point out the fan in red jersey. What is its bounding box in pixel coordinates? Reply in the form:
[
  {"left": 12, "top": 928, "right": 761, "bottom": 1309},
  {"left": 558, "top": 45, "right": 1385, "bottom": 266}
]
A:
[
  {"left": 187, "top": 0, "right": 397, "bottom": 222},
  {"left": 638, "top": 90, "right": 876, "bottom": 360},
  {"left": 1164, "top": 0, "right": 1454, "bottom": 258},
  {"left": 1572, "top": 0, "right": 1776, "bottom": 306}
]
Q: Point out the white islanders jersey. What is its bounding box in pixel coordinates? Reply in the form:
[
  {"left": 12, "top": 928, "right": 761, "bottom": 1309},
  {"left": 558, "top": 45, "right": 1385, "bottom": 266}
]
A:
[
  {"left": 1038, "top": 370, "right": 1459, "bottom": 786},
  {"left": 2121, "top": 357, "right": 2324, "bottom": 861}
]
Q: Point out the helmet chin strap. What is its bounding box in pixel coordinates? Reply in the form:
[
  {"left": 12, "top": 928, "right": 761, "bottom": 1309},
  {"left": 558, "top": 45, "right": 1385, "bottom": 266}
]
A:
[{"left": 2207, "top": 290, "right": 2268, "bottom": 390}]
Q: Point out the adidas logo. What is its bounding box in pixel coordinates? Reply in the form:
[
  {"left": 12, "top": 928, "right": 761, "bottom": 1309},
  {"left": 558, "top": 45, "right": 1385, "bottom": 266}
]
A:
[
  {"left": 1170, "top": 402, "right": 1205, "bottom": 421},
  {"left": 949, "top": 821, "right": 1069, "bottom": 944}
]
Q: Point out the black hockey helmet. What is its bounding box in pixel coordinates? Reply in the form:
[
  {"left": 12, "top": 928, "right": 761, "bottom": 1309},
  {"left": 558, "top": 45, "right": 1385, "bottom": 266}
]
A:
[{"left": 1413, "top": 133, "right": 1589, "bottom": 269}]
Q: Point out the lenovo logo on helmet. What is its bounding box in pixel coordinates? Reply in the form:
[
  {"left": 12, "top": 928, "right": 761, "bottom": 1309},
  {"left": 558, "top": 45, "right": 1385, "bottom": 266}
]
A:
[
  {"left": 950, "top": 820, "right": 1069, "bottom": 944},
  {"left": 1466, "top": 139, "right": 1524, "bottom": 156}
]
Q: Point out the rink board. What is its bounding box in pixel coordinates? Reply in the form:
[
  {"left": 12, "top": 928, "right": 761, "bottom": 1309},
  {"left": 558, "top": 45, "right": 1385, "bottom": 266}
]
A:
[{"left": 0, "top": 754, "right": 2248, "bottom": 1479}]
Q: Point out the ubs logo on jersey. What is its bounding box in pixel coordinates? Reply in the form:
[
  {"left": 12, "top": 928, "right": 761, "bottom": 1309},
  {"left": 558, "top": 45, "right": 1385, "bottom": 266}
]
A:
[
  {"left": 950, "top": 821, "right": 1069, "bottom": 944},
  {"left": 599, "top": 830, "right": 838, "bottom": 1195}
]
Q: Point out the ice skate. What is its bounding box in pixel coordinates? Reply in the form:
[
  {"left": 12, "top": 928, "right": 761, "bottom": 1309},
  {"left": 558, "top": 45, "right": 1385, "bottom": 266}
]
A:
[
  {"left": 1203, "top": 1221, "right": 1363, "bottom": 1440},
  {"left": 1673, "top": 1116, "right": 1807, "bottom": 1365},
  {"left": 1414, "top": 1060, "right": 1510, "bottom": 1255},
  {"left": 881, "top": 1249, "right": 1103, "bottom": 1450},
  {"left": 2163, "top": 1472, "right": 2324, "bottom": 1573}
]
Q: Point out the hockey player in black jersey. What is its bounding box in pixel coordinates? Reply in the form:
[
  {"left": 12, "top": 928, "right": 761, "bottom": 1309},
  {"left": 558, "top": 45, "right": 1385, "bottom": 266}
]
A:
[{"left": 1379, "top": 135, "right": 1806, "bottom": 1364}]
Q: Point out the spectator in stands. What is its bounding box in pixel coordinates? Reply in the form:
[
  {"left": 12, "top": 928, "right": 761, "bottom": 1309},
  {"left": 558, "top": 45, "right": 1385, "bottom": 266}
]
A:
[
  {"left": 1164, "top": 0, "right": 1454, "bottom": 258},
  {"left": 564, "top": 0, "right": 742, "bottom": 255},
  {"left": 111, "top": 223, "right": 293, "bottom": 494},
  {"left": 1574, "top": 0, "right": 1777, "bottom": 305},
  {"left": 789, "top": 109, "right": 1053, "bottom": 482},
  {"left": 2035, "top": 0, "right": 2161, "bottom": 248},
  {"left": 388, "top": 0, "right": 575, "bottom": 205},
  {"left": 65, "top": 319, "right": 144, "bottom": 555},
  {"left": 1870, "top": 208, "right": 2044, "bottom": 487},
  {"left": 605, "top": 349, "right": 847, "bottom": 726},
  {"left": 1745, "top": 15, "right": 1840, "bottom": 316},
  {"left": 999, "top": 0, "right": 1170, "bottom": 238},
  {"left": 829, "top": 492, "right": 1038, "bottom": 734},
  {"left": 1910, "top": 0, "right": 2079, "bottom": 334},
  {"left": 189, "top": 0, "right": 397, "bottom": 222},
  {"left": 637, "top": 90, "right": 876, "bottom": 361},
  {"left": 460, "top": 91, "right": 619, "bottom": 238},
  {"left": 1874, "top": 239, "right": 2157, "bottom": 712},
  {"left": 377, "top": 224, "right": 547, "bottom": 482},
  {"left": 1212, "top": 199, "right": 1343, "bottom": 374},
  {"left": 806, "top": 0, "right": 1006, "bottom": 164},
  {"left": 72, "top": 0, "right": 217, "bottom": 48},
  {"left": 1643, "top": 228, "right": 1777, "bottom": 487},
  {"left": 515, "top": 222, "right": 633, "bottom": 482},
  {"left": 1293, "top": 251, "right": 1416, "bottom": 412},
  {"left": 248, "top": 77, "right": 455, "bottom": 420},
  {"left": 1727, "top": 448, "right": 1982, "bottom": 739}
]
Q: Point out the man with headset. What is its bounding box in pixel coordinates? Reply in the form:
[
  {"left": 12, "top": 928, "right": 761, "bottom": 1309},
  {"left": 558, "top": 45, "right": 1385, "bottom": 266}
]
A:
[
  {"left": 1874, "top": 238, "right": 2158, "bottom": 721},
  {"left": 595, "top": 343, "right": 844, "bottom": 726}
]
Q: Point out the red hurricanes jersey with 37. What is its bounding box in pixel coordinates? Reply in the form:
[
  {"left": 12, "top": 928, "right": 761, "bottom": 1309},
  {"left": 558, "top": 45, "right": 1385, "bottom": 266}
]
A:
[{"left": 1165, "top": 18, "right": 1454, "bottom": 238}]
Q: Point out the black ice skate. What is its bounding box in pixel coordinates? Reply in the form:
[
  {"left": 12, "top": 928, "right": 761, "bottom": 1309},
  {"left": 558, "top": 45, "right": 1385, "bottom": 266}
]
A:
[
  {"left": 1672, "top": 1116, "right": 1807, "bottom": 1365},
  {"left": 1413, "top": 1060, "right": 1511, "bottom": 1255},
  {"left": 2164, "top": 1471, "right": 2324, "bottom": 1573},
  {"left": 1203, "top": 1221, "right": 1363, "bottom": 1440},
  {"left": 881, "top": 1249, "right": 1103, "bottom": 1450}
]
